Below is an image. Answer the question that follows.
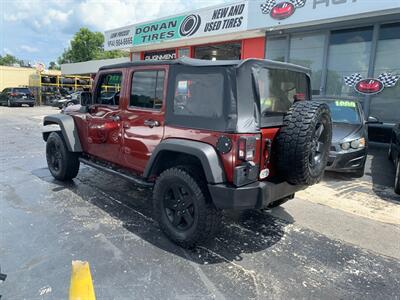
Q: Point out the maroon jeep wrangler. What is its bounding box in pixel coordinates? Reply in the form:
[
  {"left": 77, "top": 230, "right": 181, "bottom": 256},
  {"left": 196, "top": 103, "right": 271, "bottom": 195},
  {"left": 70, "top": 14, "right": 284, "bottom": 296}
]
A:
[{"left": 43, "top": 57, "right": 332, "bottom": 247}]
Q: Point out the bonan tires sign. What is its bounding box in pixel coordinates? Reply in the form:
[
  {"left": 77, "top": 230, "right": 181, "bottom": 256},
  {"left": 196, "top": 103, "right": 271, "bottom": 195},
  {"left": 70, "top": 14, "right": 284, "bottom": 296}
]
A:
[
  {"left": 104, "top": 2, "right": 248, "bottom": 50},
  {"left": 133, "top": 3, "right": 247, "bottom": 46}
]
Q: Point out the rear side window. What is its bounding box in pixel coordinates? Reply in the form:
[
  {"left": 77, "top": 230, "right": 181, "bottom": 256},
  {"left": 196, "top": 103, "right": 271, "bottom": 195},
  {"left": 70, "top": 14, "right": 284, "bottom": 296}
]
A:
[
  {"left": 94, "top": 73, "right": 122, "bottom": 105},
  {"left": 254, "top": 68, "right": 309, "bottom": 116},
  {"left": 130, "top": 70, "right": 165, "bottom": 110},
  {"left": 173, "top": 72, "right": 224, "bottom": 117},
  {"left": 14, "top": 88, "right": 31, "bottom": 93}
]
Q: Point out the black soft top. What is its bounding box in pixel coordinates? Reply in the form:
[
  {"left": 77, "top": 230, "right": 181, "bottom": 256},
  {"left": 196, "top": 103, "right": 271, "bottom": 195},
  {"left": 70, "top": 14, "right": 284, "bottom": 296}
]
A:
[
  {"left": 100, "top": 57, "right": 311, "bottom": 133},
  {"left": 99, "top": 57, "right": 310, "bottom": 76}
]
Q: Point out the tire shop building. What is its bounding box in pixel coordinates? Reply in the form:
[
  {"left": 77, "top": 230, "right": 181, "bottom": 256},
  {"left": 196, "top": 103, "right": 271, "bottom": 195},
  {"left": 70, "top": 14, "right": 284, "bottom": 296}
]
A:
[{"left": 104, "top": 0, "right": 400, "bottom": 141}]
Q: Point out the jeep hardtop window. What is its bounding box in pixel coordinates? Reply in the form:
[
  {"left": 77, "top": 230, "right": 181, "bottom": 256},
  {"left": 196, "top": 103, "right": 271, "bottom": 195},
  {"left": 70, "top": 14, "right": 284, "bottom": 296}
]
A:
[
  {"left": 173, "top": 72, "right": 223, "bottom": 117},
  {"left": 130, "top": 70, "right": 165, "bottom": 110},
  {"left": 94, "top": 72, "right": 122, "bottom": 106},
  {"left": 254, "top": 68, "right": 309, "bottom": 118},
  {"left": 167, "top": 66, "right": 232, "bottom": 131}
]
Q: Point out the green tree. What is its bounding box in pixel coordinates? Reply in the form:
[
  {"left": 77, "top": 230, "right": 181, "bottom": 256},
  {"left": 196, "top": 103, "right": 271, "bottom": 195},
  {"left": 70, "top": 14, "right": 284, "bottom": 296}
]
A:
[
  {"left": 48, "top": 61, "right": 60, "bottom": 70},
  {"left": 58, "top": 27, "right": 127, "bottom": 64},
  {"left": 0, "top": 54, "right": 22, "bottom": 66}
]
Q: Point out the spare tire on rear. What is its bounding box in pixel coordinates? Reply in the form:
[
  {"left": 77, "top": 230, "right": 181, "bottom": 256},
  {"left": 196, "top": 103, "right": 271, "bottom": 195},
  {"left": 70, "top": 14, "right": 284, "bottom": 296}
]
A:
[{"left": 276, "top": 101, "right": 332, "bottom": 185}]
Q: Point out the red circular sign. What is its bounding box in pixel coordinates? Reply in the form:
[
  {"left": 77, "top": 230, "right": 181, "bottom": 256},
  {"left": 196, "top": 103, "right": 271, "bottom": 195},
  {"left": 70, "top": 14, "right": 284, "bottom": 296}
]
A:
[
  {"left": 355, "top": 79, "right": 384, "bottom": 95},
  {"left": 270, "top": 2, "right": 295, "bottom": 20}
]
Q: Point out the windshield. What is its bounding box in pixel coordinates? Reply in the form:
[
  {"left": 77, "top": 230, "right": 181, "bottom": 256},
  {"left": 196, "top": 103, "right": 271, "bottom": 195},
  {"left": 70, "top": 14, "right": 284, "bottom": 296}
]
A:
[
  {"left": 326, "top": 100, "right": 362, "bottom": 124},
  {"left": 255, "top": 68, "right": 309, "bottom": 116}
]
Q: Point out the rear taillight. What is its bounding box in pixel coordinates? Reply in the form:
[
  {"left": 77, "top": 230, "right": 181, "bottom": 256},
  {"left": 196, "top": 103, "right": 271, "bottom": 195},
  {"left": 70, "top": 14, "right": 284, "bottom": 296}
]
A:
[
  {"left": 10, "top": 93, "right": 17, "bottom": 97},
  {"left": 238, "top": 137, "right": 256, "bottom": 161},
  {"left": 264, "top": 144, "right": 270, "bottom": 162},
  {"left": 294, "top": 93, "right": 305, "bottom": 101}
]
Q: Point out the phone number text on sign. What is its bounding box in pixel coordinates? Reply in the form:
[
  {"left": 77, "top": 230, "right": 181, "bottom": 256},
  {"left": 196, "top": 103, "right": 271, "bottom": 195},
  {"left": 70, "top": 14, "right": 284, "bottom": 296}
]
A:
[
  {"left": 108, "top": 37, "right": 133, "bottom": 48},
  {"left": 106, "top": 28, "right": 134, "bottom": 49}
]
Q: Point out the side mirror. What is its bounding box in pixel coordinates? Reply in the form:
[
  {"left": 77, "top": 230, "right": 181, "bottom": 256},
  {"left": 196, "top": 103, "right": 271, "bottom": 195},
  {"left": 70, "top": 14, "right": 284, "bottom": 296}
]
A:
[
  {"left": 366, "top": 116, "right": 383, "bottom": 124},
  {"left": 80, "top": 92, "right": 92, "bottom": 106}
]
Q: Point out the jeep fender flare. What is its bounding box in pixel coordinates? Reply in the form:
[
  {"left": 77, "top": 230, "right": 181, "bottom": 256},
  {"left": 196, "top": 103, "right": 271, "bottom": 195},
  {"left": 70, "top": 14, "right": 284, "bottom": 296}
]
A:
[
  {"left": 144, "top": 139, "right": 226, "bottom": 184},
  {"left": 42, "top": 114, "right": 82, "bottom": 152}
]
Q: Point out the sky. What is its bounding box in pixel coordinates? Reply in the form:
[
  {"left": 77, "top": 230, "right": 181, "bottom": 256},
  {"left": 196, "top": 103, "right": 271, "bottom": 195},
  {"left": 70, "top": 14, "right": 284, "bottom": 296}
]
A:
[{"left": 0, "top": 0, "right": 228, "bottom": 66}]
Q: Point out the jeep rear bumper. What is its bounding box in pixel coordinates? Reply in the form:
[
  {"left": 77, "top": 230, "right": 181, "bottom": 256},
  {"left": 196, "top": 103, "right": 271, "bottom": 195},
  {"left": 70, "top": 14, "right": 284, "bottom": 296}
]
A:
[{"left": 208, "top": 181, "right": 306, "bottom": 210}]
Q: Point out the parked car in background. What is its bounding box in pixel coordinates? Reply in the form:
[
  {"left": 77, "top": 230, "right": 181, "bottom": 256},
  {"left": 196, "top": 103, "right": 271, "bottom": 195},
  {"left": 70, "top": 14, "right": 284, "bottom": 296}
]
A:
[
  {"left": 51, "top": 91, "right": 91, "bottom": 109},
  {"left": 388, "top": 123, "right": 400, "bottom": 195},
  {"left": 0, "top": 87, "right": 35, "bottom": 107},
  {"left": 316, "top": 98, "right": 368, "bottom": 177}
]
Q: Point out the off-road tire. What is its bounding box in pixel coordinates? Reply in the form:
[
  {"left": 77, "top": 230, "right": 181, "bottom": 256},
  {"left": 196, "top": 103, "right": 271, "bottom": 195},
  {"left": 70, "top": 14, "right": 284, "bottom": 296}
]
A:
[
  {"left": 395, "top": 158, "right": 400, "bottom": 195},
  {"left": 29, "top": 104, "right": 34, "bottom": 107},
  {"left": 46, "top": 132, "right": 80, "bottom": 181},
  {"left": 276, "top": 101, "right": 332, "bottom": 185},
  {"left": 153, "top": 166, "right": 221, "bottom": 248}
]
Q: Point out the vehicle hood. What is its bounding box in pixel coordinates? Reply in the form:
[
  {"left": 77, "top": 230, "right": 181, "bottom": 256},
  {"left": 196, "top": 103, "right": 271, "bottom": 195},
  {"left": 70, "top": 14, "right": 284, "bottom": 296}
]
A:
[{"left": 332, "top": 123, "right": 364, "bottom": 143}]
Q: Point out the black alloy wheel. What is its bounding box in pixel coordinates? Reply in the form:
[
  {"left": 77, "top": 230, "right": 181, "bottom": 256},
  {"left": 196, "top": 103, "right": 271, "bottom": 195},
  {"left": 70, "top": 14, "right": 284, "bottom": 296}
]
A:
[
  {"left": 163, "top": 183, "right": 195, "bottom": 231},
  {"left": 47, "top": 141, "right": 62, "bottom": 173},
  {"left": 310, "top": 122, "right": 326, "bottom": 169}
]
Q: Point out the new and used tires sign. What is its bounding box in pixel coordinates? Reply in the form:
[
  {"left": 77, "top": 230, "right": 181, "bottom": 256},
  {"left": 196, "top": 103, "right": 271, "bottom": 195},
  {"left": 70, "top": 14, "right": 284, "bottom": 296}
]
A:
[
  {"left": 104, "top": 2, "right": 247, "bottom": 50},
  {"left": 133, "top": 3, "right": 246, "bottom": 46}
]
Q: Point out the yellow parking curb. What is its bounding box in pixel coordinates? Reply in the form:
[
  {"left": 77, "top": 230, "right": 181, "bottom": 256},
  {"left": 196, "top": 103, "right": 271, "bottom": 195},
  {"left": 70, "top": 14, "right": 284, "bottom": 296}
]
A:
[{"left": 69, "top": 260, "right": 96, "bottom": 300}]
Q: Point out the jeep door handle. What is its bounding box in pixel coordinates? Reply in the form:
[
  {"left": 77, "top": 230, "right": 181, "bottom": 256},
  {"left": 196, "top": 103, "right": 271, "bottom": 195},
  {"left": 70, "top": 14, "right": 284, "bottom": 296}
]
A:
[
  {"left": 110, "top": 115, "right": 121, "bottom": 122},
  {"left": 144, "top": 119, "right": 160, "bottom": 128}
]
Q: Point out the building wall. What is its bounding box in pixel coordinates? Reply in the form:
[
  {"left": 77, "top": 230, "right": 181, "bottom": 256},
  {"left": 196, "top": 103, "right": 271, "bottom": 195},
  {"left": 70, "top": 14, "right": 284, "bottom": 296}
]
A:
[
  {"left": 242, "top": 37, "right": 265, "bottom": 59},
  {"left": 0, "top": 66, "right": 61, "bottom": 91}
]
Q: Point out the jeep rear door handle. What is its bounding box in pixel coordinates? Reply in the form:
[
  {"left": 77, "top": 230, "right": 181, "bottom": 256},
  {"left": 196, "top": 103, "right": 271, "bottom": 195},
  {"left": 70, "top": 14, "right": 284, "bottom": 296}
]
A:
[
  {"left": 144, "top": 119, "right": 160, "bottom": 128},
  {"left": 110, "top": 115, "right": 121, "bottom": 122}
]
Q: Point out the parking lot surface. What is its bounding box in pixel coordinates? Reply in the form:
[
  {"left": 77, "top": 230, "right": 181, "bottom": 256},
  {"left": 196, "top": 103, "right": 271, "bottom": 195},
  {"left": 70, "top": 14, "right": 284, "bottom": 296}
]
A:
[{"left": 1, "top": 106, "right": 399, "bottom": 299}]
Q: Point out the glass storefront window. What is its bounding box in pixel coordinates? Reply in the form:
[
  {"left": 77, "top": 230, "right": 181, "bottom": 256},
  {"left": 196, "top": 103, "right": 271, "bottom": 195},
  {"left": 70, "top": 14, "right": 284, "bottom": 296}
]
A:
[
  {"left": 369, "top": 22, "right": 400, "bottom": 123},
  {"left": 326, "top": 27, "right": 373, "bottom": 97},
  {"left": 194, "top": 42, "right": 241, "bottom": 60},
  {"left": 289, "top": 34, "right": 325, "bottom": 95},
  {"left": 178, "top": 48, "right": 190, "bottom": 58},
  {"left": 266, "top": 37, "right": 287, "bottom": 62}
]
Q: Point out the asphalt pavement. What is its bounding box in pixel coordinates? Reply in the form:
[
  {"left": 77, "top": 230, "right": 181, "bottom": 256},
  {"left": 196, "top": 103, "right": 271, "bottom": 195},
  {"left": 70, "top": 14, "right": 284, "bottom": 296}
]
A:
[{"left": 1, "top": 106, "right": 399, "bottom": 299}]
